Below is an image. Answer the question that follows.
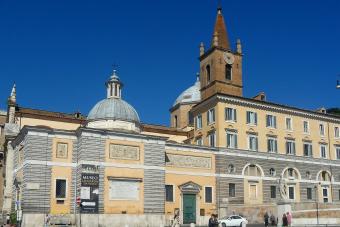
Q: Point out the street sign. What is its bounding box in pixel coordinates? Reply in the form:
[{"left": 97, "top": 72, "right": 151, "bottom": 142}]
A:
[{"left": 76, "top": 197, "right": 81, "bottom": 206}]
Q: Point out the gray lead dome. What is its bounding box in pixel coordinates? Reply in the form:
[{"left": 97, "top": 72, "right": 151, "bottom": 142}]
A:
[
  {"left": 173, "top": 80, "right": 201, "bottom": 106},
  {"left": 87, "top": 98, "right": 140, "bottom": 123}
]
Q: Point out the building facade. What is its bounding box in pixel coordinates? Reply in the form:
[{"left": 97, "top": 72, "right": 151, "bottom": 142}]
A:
[{"left": 1, "top": 6, "right": 340, "bottom": 227}]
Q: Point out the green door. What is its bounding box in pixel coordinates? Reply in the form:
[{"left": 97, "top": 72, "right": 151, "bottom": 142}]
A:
[{"left": 183, "top": 194, "right": 196, "bottom": 224}]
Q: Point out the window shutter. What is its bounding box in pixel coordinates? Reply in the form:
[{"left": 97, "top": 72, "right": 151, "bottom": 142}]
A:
[
  {"left": 246, "top": 112, "right": 250, "bottom": 124},
  {"left": 293, "top": 142, "right": 296, "bottom": 155},
  {"left": 285, "top": 142, "right": 288, "bottom": 154},
  {"left": 266, "top": 115, "right": 269, "bottom": 127},
  {"left": 255, "top": 137, "right": 258, "bottom": 151},
  {"left": 274, "top": 116, "right": 277, "bottom": 128},
  {"left": 254, "top": 113, "right": 258, "bottom": 124},
  {"left": 274, "top": 140, "right": 278, "bottom": 152},
  {"left": 235, "top": 135, "right": 238, "bottom": 148},
  {"left": 225, "top": 108, "right": 228, "bottom": 121},
  {"left": 212, "top": 109, "right": 215, "bottom": 122},
  {"left": 227, "top": 134, "right": 230, "bottom": 147},
  {"left": 310, "top": 145, "right": 313, "bottom": 156},
  {"left": 233, "top": 109, "right": 237, "bottom": 122}
]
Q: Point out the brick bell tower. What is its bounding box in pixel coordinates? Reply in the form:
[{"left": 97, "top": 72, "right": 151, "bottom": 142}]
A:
[{"left": 199, "top": 6, "right": 243, "bottom": 100}]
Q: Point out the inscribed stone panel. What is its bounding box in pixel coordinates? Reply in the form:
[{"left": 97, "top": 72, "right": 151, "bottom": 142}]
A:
[
  {"left": 166, "top": 153, "right": 211, "bottom": 169},
  {"left": 109, "top": 144, "right": 140, "bottom": 160}
]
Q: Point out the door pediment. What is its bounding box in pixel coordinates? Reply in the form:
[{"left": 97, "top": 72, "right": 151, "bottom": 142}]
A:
[{"left": 179, "top": 181, "right": 202, "bottom": 193}]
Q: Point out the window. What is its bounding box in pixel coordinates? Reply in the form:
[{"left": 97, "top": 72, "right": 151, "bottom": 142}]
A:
[
  {"left": 307, "top": 188, "right": 312, "bottom": 200},
  {"left": 246, "top": 111, "right": 257, "bottom": 125},
  {"left": 55, "top": 179, "right": 66, "bottom": 199},
  {"left": 303, "top": 121, "right": 309, "bottom": 133},
  {"left": 206, "top": 65, "right": 211, "bottom": 82},
  {"left": 225, "top": 64, "right": 232, "bottom": 80},
  {"left": 266, "top": 115, "right": 277, "bottom": 128},
  {"left": 249, "top": 185, "right": 257, "bottom": 199},
  {"left": 227, "top": 164, "right": 236, "bottom": 173},
  {"left": 303, "top": 143, "right": 313, "bottom": 157},
  {"left": 336, "top": 146, "right": 340, "bottom": 160},
  {"left": 248, "top": 135, "right": 258, "bottom": 151},
  {"left": 269, "top": 168, "right": 276, "bottom": 176},
  {"left": 335, "top": 127, "right": 340, "bottom": 138},
  {"left": 323, "top": 187, "right": 329, "bottom": 203},
  {"left": 286, "top": 118, "right": 293, "bottom": 130},
  {"left": 320, "top": 145, "right": 327, "bottom": 159},
  {"left": 196, "top": 114, "right": 202, "bottom": 129},
  {"left": 288, "top": 186, "right": 295, "bottom": 200},
  {"left": 226, "top": 131, "right": 238, "bottom": 149},
  {"left": 207, "top": 108, "right": 215, "bottom": 125},
  {"left": 225, "top": 108, "right": 237, "bottom": 122},
  {"left": 188, "top": 112, "right": 194, "bottom": 125},
  {"left": 174, "top": 115, "right": 178, "bottom": 128},
  {"left": 205, "top": 186, "right": 212, "bottom": 203},
  {"left": 229, "top": 183, "right": 235, "bottom": 197},
  {"left": 208, "top": 131, "right": 216, "bottom": 147},
  {"left": 165, "top": 185, "right": 174, "bottom": 202},
  {"left": 56, "top": 142, "right": 68, "bottom": 159},
  {"left": 196, "top": 137, "right": 203, "bottom": 146},
  {"left": 286, "top": 140, "right": 296, "bottom": 155},
  {"left": 306, "top": 171, "right": 311, "bottom": 180},
  {"left": 319, "top": 124, "right": 325, "bottom": 136},
  {"left": 244, "top": 164, "right": 262, "bottom": 177},
  {"left": 270, "top": 186, "right": 276, "bottom": 199},
  {"left": 338, "top": 190, "right": 340, "bottom": 201},
  {"left": 267, "top": 137, "right": 278, "bottom": 153}
]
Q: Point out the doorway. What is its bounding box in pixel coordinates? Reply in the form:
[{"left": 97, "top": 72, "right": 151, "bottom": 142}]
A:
[{"left": 183, "top": 194, "right": 196, "bottom": 224}]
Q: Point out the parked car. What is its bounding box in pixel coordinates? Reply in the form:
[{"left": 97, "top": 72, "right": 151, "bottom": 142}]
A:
[{"left": 219, "top": 215, "right": 248, "bottom": 227}]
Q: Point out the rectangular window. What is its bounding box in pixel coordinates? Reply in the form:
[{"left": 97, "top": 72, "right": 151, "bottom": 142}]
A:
[
  {"left": 109, "top": 180, "right": 140, "bottom": 200},
  {"left": 55, "top": 179, "right": 66, "bottom": 199},
  {"left": 229, "top": 183, "right": 235, "bottom": 197},
  {"left": 207, "top": 108, "right": 215, "bottom": 125},
  {"left": 286, "top": 140, "right": 296, "bottom": 155},
  {"left": 336, "top": 146, "right": 340, "bottom": 160},
  {"left": 165, "top": 185, "right": 174, "bottom": 202},
  {"left": 196, "top": 114, "right": 202, "bottom": 129},
  {"left": 249, "top": 185, "right": 257, "bottom": 199},
  {"left": 323, "top": 188, "right": 329, "bottom": 203},
  {"left": 307, "top": 188, "right": 312, "bottom": 200},
  {"left": 303, "top": 143, "right": 313, "bottom": 157},
  {"left": 266, "top": 115, "right": 277, "bottom": 128},
  {"left": 335, "top": 127, "right": 340, "bottom": 138},
  {"left": 225, "top": 108, "right": 237, "bottom": 122},
  {"left": 303, "top": 121, "right": 309, "bottom": 133},
  {"left": 226, "top": 132, "right": 238, "bottom": 149},
  {"left": 205, "top": 186, "right": 212, "bottom": 203},
  {"left": 248, "top": 135, "right": 258, "bottom": 151},
  {"left": 267, "top": 137, "right": 278, "bottom": 153},
  {"left": 208, "top": 131, "right": 216, "bottom": 147},
  {"left": 286, "top": 118, "right": 292, "bottom": 130},
  {"left": 246, "top": 111, "right": 257, "bottom": 125},
  {"left": 320, "top": 145, "right": 327, "bottom": 159},
  {"left": 319, "top": 124, "right": 325, "bottom": 136},
  {"left": 196, "top": 137, "right": 203, "bottom": 146},
  {"left": 288, "top": 186, "right": 295, "bottom": 200},
  {"left": 270, "top": 186, "right": 276, "bottom": 199}
]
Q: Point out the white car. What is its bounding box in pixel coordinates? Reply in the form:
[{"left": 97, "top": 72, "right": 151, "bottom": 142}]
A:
[{"left": 219, "top": 215, "right": 248, "bottom": 227}]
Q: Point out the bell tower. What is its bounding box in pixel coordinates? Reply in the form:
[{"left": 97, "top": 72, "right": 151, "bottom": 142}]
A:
[{"left": 199, "top": 7, "right": 243, "bottom": 101}]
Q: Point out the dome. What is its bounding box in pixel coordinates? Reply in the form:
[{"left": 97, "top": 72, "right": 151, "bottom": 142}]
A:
[
  {"left": 173, "top": 80, "right": 201, "bottom": 106},
  {"left": 87, "top": 98, "right": 140, "bottom": 123}
]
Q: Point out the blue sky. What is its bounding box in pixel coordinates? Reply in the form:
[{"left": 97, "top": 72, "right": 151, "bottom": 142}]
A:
[{"left": 0, "top": 0, "right": 339, "bottom": 125}]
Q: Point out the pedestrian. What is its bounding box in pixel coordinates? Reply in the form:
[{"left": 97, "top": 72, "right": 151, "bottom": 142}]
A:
[
  {"left": 282, "top": 213, "right": 288, "bottom": 227},
  {"left": 264, "top": 212, "right": 269, "bottom": 227},
  {"left": 171, "top": 209, "right": 180, "bottom": 227},
  {"left": 270, "top": 213, "right": 276, "bottom": 226},
  {"left": 212, "top": 214, "right": 219, "bottom": 227},
  {"left": 286, "top": 212, "right": 292, "bottom": 227},
  {"left": 208, "top": 214, "right": 215, "bottom": 227}
]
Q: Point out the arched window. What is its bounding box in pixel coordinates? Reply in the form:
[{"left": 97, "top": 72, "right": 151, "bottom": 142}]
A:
[
  {"left": 206, "top": 65, "right": 211, "bottom": 82},
  {"left": 283, "top": 168, "right": 300, "bottom": 180},
  {"left": 244, "top": 164, "right": 262, "bottom": 177},
  {"left": 318, "top": 171, "right": 331, "bottom": 182},
  {"left": 225, "top": 64, "right": 232, "bottom": 80}
]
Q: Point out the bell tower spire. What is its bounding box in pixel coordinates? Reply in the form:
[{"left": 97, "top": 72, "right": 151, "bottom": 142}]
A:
[{"left": 211, "top": 6, "right": 230, "bottom": 50}]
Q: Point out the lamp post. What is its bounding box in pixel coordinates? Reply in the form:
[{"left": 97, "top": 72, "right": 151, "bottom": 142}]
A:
[{"left": 314, "top": 184, "right": 320, "bottom": 225}]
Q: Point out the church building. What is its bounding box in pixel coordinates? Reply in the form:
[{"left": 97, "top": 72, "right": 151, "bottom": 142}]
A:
[{"left": 1, "top": 6, "right": 340, "bottom": 227}]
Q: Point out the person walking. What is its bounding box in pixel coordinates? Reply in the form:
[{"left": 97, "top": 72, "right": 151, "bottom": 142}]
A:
[
  {"left": 171, "top": 210, "right": 180, "bottom": 227},
  {"left": 282, "top": 213, "right": 288, "bottom": 227},
  {"left": 270, "top": 213, "right": 276, "bottom": 226},
  {"left": 208, "top": 214, "right": 215, "bottom": 227},
  {"left": 264, "top": 212, "right": 269, "bottom": 227},
  {"left": 286, "top": 212, "right": 292, "bottom": 227}
]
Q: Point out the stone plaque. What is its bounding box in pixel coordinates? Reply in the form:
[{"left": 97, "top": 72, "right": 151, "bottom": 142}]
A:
[
  {"left": 56, "top": 142, "right": 68, "bottom": 158},
  {"left": 109, "top": 144, "right": 139, "bottom": 160},
  {"left": 109, "top": 180, "right": 140, "bottom": 200},
  {"left": 166, "top": 153, "right": 211, "bottom": 169}
]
